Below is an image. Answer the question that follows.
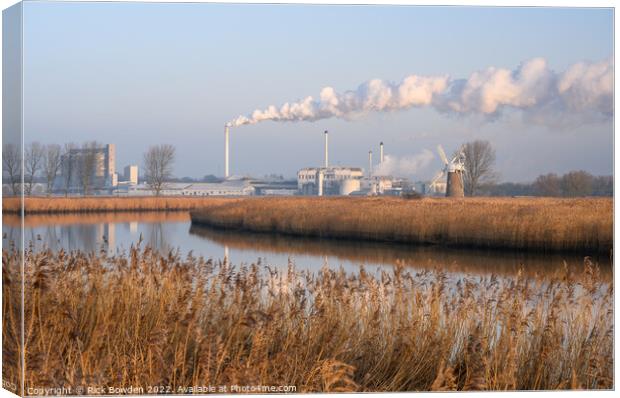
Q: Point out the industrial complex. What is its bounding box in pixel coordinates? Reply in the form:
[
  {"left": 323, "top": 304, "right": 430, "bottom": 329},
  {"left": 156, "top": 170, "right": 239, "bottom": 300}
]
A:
[
  {"left": 8, "top": 128, "right": 460, "bottom": 197},
  {"left": 295, "top": 131, "right": 411, "bottom": 196}
]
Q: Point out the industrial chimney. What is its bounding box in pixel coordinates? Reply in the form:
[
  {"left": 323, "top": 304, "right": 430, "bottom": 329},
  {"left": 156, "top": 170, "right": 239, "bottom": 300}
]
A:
[
  {"left": 324, "top": 130, "right": 329, "bottom": 168},
  {"left": 224, "top": 125, "right": 230, "bottom": 178},
  {"left": 368, "top": 150, "right": 373, "bottom": 177},
  {"left": 380, "top": 142, "right": 384, "bottom": 164}
]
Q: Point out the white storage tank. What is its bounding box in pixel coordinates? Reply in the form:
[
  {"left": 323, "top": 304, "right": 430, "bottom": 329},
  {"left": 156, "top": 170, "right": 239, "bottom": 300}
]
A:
[{"left": 339, "top": 178, "right": 360, "bottom": 195}]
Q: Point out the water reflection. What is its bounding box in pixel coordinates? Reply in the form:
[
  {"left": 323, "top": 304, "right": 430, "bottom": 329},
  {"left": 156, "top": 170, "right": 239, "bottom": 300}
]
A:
[
  {"left": 188, "top": 224, "right": 612, "bottom": 279},
  {"left": 2, "top": 212, "right": 612, "bottom": 279},
  {"left": 2, "top": 212, "right": 187, "bottom": 254},
  {"left": 5, "top": 218, "right": 113, "bottom": 253}
]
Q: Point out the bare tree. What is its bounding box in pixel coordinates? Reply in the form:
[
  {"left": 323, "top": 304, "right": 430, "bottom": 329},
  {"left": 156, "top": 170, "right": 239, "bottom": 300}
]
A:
[
  {"left": 591, "top": 175, "right": 613, "bottom": 196},
  {"left": 534, "top": 173, "right": 562, "bottom": 197},
  {"left": 42, "top": 144, "right": 62, "bottom": 196},
  {"left": 24, "top": 142, "right": 45, "bottom": 196},
  {"left": 2, "top": 143, "right": 22, "bottom": 196},
  {"left": 561, "top": 170, "right": 594, "bottom": 197},
  {"left": 461, "top": 140, "right": 497, "bottom": 196},
  {"left": 61, "top": 143, "right": 76, "bottom": 197},
  {"left": 143, "top": 144, "right": 175, "bottom": 196},
  {"left": 78, "top": 141, "right": 99, "bottom": 196}
]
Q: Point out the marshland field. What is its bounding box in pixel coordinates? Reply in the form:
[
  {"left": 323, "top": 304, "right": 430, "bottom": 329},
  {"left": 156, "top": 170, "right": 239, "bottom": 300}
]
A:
[
  {"left": 190, "top": 196, "right": 613, "bottom": 253},
  {"left": 3, "top": 196, "right": 613, "bottom": 252},
  {"left": 1, "top": 196, "right": 614, "bottom": 393}
]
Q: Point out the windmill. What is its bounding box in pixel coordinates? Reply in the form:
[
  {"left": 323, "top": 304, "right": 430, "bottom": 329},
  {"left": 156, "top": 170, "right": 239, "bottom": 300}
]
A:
[{"left": 429, "top": 145, "right": 466, "bottom": 197}]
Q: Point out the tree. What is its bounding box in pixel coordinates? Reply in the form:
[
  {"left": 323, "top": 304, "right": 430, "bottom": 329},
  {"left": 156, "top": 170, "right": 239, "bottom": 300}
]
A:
[
  {"left": 561, "top": 170, "right": 594, "bottom": 197},
  {"left": 2, "top": 143, "right": 22, "bottom": 196},
  {"left": 591, "top": 175, "right": 613, "bottom": 196},
  {"left": 533, "top": 173, "right": 562, "bottom": 197},
  {"left": 143, "top": 144, "right": 175, "bottom": 196},
  {"left": 42, "top": 144, "right": 62, "bottom": 196},
  {"left": 477, "top": 181, "right": 535, "bottom": 197},
  {"left": 201, "top": 174, "right": 221, "bottom": 183},
  {"left": 24, "top": 142, "right": 44, "bottom": 196},
  {"left": 61, "top": 143, "right": 76, "bottom": 197},
  {"left": 461, "top": 140, "right": 497, "bottom": 196},
  {"left": 78, "top": 141, "right": 99, "bottom": 196}
]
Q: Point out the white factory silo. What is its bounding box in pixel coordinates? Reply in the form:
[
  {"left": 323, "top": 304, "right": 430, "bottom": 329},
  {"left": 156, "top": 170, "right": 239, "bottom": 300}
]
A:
[
  {"left": 339, "top": 179, "right": 361, "bottom": 195},
  {"left": 317, "top": 171, "right": 324, "bottom": 196}
]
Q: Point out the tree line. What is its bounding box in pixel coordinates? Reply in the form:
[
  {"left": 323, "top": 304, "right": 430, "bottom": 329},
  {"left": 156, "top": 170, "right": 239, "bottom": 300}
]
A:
[
  {"left": 2, "top": 142, "right": 176, "bottom": 196},
  {"left": 457, "top": 140, "right": 612, "bottom": 197},
  {"left": 478, "top": 172, "right": 612, "bottom": 197},
  {"left": 3, "top": 142, "right": 65, "bottom": 196}
]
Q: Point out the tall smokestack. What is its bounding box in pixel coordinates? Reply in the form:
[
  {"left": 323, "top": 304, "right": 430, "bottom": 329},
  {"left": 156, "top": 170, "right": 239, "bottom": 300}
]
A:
[
  {"left": 324, "top": 130, "right": 329, "bottom": 168},
  {"left": 224, "top": 125, "right": 230, "bottom": 178},
  {"left": 380, "top": 142, "right": 384, "bottom": 164},
  {"left": 368, "top": 150, "right": 373, "bottom": 177}
]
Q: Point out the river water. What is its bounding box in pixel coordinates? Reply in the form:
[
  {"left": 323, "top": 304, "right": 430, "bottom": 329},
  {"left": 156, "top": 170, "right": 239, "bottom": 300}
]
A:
[{"left": 2, "top": 211, "right": 612, "bottom": 279}]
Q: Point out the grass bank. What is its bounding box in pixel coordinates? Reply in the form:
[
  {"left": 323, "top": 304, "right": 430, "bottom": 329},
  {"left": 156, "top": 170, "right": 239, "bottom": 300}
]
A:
[
  {"left": 190, "top": 197, "right": 613, "bottom": 253},
  {"left": 2, "top": 245, "right": 612, "bottom": 392},
  {"left": 2, "top": 196, "right": 236, "bottom": 214}
]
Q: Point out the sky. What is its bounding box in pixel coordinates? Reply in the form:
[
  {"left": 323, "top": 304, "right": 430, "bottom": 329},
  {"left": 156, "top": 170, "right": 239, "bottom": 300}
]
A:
[{"left": 18, "top": 1, "right": 614, "bottom": 181}]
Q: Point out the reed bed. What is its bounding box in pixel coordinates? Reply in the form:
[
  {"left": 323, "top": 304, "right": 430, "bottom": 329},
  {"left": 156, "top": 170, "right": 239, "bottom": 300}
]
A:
[
  {"left": 2, "top": 243, "right": 613, "bottom": 393},
  {"left": 3, "top": 211, "right": 190, "bottom": 228},
  {"left": 2, "top": 196, "right": 236, "bottom": 214},
  {"left": 191, "top": 197, "right": 613, "bottom": 253}
]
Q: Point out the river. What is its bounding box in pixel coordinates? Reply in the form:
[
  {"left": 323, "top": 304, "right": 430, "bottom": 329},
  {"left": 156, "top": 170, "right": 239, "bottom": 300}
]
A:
[{"left": 2, "top": 211, "right": 612, "bottom": 279}]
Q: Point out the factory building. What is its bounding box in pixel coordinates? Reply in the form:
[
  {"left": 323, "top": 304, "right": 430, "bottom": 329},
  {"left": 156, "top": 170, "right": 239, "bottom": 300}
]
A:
[
  {"left": 124, "top": 165, "right": 139, "bottom": 185},
  {"left": 119, "top": 181, "right": 255, "bottom": 196},
  {"left": 251, "top": 178, "right": 298, "bottom": 196},
  {"left": 178, "top": 182, "right": 255, "bottom": 196},
  {"left": 415, "top": 180, "right": 447, "bottom": 195},
  {"left": 298, "top": 167, "right": 364, "bottom": 195},
  {"left": 60, "top": 144, "right": 116, "bottom": 191},
  {"left": 297, "top": 130, "right": 364, "bottom": 196},
  {"left": 360, "top": 175, "right": 394, "bottom": 195}
]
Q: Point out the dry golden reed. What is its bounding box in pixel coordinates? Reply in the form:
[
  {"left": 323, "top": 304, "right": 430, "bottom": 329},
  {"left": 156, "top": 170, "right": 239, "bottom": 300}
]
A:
[
  {"left": 2, "top": 211, "right": 191, "bottom": 228},
  {"left": 191, "top": 196, "right": 613, "bottom": 253},
  {"left": 2, "top": 244, "right": 613, "bottom": 393},
  {"left": 2, "top": 196, "right": 238, "bottom": 214}
]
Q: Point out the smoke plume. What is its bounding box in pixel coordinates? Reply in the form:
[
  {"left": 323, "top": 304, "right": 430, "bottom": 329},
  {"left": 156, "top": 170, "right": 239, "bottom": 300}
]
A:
[
  {"left": 228, "top": 57, "right": 612, "bottom": 127},
  {"left": 373, "top": 150, "right": 435, "bottom": 178}
]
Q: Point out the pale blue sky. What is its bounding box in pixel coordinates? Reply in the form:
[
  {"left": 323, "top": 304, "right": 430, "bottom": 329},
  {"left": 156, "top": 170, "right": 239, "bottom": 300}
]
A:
[{"left": 21, "top": 1, "right": 613, "bottom": 181}]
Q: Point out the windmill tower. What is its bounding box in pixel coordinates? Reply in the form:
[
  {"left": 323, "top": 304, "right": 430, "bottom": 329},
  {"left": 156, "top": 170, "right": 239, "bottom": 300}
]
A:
[{"left": 430, "top": 145, "right": 466, "bottom": 197}]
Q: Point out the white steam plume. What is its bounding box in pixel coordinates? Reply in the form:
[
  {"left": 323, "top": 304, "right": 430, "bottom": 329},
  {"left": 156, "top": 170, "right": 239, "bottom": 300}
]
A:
[
  {"left": 373, "top": 150, "right": 435, "bottom": 178},
  {"left": 229, "top": 57, "right": 612, "bottom": 127}
]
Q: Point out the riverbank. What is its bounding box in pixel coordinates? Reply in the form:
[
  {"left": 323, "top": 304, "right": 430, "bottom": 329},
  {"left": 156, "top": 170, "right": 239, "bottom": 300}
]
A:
[
  {"left": 2, "top": 196, "right": 236, "bottom": 214},
  {"left": 190, "top": 196, "right": 613, "bottom": 253},
  {"left": 3, "top": 196, "right": 612, "bottom": 253},
  {"left": 2, "top": 245, "right": 612, "bottom": 392}
]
